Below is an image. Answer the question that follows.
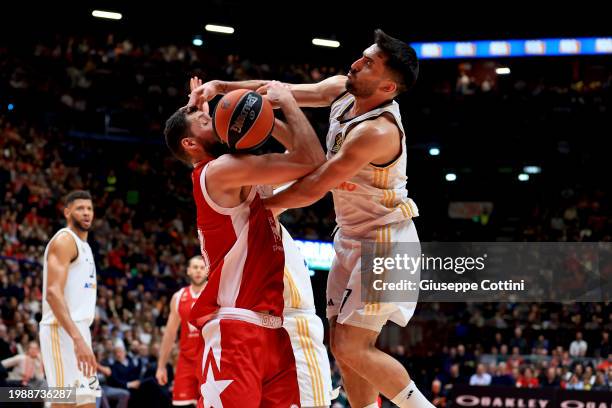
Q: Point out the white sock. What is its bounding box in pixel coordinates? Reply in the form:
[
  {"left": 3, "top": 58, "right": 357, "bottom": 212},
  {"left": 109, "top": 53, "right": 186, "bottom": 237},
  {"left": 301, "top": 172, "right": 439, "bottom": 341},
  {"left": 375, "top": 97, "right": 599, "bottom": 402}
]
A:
[
  {"left": 391, "top": 381, "right": 434, "bottom": 408},
  {"left": 363, "top": 403, "right": 378, "bottom": 408}
]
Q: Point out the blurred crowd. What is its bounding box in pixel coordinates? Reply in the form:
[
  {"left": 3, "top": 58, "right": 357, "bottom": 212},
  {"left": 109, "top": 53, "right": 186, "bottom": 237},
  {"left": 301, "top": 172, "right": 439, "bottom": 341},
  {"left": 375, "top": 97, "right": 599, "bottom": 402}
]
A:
[{"left": 1, "top": 34, "right": 611, "bottom": 407}]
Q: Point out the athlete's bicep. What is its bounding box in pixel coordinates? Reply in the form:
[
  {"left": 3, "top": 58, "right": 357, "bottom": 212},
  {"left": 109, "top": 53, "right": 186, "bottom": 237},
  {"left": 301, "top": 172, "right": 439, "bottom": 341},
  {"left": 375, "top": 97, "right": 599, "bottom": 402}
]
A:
[
  {"left": 311, "top": 129, "right": 381, "bottom": 191},
  {"left": 46, "top": 234, "right": 77, "bottom": 292},
  {"left": 290, "top": 75, "right": 347, "bottom": 107},
  {"left": 207, "top": 153, "right": 317, "bottom": 188}
]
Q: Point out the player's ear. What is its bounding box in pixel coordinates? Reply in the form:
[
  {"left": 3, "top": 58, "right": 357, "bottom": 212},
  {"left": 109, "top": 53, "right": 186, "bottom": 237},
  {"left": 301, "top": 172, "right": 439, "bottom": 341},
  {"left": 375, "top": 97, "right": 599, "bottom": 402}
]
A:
[
  {"left": 380, "top": 79, "right": 397, "bottom": 95},
  {"left": 63, "top": 206, "right": 70, "bottom": 220},
  {"left": 181, "top": 137, "right": 197, "bottom": 152}
]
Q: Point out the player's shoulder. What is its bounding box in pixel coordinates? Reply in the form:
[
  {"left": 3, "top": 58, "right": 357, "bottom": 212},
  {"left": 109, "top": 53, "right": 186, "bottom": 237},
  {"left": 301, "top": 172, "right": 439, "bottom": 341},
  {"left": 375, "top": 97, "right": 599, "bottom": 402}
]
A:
[
  {"left": 48, "top": 230, "right": 77, "bottom": 251},
  {"left": 349, "top": 114, "right": 399, "bottom": 141},
  {"left": 173, "top": 287, "right": 187, "bottom": 299}
]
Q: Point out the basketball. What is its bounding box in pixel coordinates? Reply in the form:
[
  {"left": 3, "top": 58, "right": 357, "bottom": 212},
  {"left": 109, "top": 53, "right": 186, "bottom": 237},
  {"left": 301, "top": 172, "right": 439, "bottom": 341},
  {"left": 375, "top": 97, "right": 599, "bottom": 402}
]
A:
[{"left": 213, "top": 89, "right": 274, "bottom": 151}]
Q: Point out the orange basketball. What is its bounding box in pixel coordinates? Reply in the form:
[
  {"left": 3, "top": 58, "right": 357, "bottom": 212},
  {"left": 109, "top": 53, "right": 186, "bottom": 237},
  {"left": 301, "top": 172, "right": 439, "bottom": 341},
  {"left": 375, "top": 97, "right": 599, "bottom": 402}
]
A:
[{"left": 213, "top": 89, "right": 274, "bottom": 151}]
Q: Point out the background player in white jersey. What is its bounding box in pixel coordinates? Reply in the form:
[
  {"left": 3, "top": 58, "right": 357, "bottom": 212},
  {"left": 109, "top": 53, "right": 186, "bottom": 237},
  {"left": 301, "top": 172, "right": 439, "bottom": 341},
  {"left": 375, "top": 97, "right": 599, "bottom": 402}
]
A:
[
  {"left": 281, "top": 223, "right": 333, "bottom": 408},
  {"left": 39, "top": 190, "right": 99, "bottom": 407},
  {"left": 189, "top": 29, "right": 432, "bottom": 408},
  {"left": 156, "top": 256, "right": 208, "bottom": 407}
]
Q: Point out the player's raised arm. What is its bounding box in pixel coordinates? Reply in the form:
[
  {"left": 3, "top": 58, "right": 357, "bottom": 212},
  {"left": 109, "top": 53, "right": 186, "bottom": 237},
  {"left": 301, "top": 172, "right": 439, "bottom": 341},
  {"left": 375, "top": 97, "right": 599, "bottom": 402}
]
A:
[
  {"left": 156, "top": 291, "right": 181, "bottom": 386},
  {"left": 260, "top": 75, "right": 348, "bottom": 108},
  {"left": 264, "top": 116, "right": 398, "bottom": 210},
  {"left": 206, "top": 82, "right": 325, "bottom": 188},
  {"left": 190, "top": 75, "right": 347, "bottom": 109},
  {"left": 45, "top": 233, "right": 97, "bottom": 377}
]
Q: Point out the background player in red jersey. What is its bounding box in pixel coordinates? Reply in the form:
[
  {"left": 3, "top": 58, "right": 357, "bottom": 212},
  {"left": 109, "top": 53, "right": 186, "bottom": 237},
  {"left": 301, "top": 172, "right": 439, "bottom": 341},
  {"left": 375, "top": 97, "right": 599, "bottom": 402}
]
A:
[{"left": 156, "top": 256, "right": 209, "bottom": 407}]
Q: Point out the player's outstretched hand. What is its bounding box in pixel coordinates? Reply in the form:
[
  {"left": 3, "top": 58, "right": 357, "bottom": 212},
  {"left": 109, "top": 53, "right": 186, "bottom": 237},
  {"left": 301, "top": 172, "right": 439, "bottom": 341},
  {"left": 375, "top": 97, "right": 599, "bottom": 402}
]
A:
[
  {"left": 155, "top": 366, "right": 168, "bottom": 385},
  {"left": 73, "top": 336, "right": 97, "bottom": 377},
  {"left": 262, "top": 81, "right": 294, "bottom": 108},
  {"left": 188, "top": 76, "right": 219, "bottom": 114}
]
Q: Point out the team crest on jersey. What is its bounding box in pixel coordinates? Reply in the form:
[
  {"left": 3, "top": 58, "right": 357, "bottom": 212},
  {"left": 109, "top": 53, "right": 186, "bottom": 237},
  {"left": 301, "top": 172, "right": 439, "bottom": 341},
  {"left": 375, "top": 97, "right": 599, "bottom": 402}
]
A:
[{"left": 330, "top": 133, "right": 345, "bottom": 154}]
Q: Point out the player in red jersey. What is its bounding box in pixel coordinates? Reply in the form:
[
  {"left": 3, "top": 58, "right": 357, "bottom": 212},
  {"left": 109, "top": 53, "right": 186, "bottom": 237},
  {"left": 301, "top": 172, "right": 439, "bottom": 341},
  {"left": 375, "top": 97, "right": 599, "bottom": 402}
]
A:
[
  {"left": 163, "top": 80, "right": 324, "bottom": 408},
  {"left": 156, "top": 256, "right": 209, "bottom": 407}
]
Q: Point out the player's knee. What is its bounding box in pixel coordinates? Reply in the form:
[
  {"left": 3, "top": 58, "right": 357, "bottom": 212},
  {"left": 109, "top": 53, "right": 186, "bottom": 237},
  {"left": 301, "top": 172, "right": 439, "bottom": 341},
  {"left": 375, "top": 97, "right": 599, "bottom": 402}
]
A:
[{"left": 330, "top": 333, "right": 360, "bottom": 367}]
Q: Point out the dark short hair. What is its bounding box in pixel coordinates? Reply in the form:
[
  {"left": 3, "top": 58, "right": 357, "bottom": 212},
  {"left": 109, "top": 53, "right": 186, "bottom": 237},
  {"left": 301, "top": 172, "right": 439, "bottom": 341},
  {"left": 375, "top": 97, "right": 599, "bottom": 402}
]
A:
[
  {"left": 65, "top": 190, "right": 92, "bottom": 206},
  {"left": 164, "top": 106, "right": 195, "bottom": 163},
  {"left": 374, "top": 29, "right": 419, "bottom": 94}
]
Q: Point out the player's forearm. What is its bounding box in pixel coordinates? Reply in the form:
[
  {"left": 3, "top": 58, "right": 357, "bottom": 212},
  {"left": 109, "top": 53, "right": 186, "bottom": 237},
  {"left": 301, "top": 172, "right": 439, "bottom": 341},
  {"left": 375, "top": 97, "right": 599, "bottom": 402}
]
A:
[
  {"left": 270, "top": 119, "right": 293, "bottom": 151},
  {"left": 214, "top": 79, "right": 270, "bottom": 94},
  {"left": 157, "top": 330, "right": 177, "bottom": 367},
  {"left": 265, "top": 176, "right": 325, "bottom": 210},
  {"left": 46, "top": 288, "right": 83, "bottom": 340},
  {"left": 279, "top": 99, "right": 325, "bottom": 165}
]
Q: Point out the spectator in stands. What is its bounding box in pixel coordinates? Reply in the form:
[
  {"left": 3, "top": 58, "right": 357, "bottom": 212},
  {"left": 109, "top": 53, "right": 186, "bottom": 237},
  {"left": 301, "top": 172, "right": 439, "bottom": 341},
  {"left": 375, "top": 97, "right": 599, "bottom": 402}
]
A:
[
  {"left": 429, "top": 379, "right": 446, "bottom": 407},
  {"left": 96, "top": 360, "right": 131, "bottom": 408},
  {"left": 510, "top": 327, "right": 528, "bottom": 354},
  {"left": 570, "top": 331, "right": 588, "bottom": 357},
  {"left": 442, "top": 363, "right": 466, "bottom": 394},
  {"left": 591, "top": 372, "right": 608, "bottom": 391},
  {"left": 597, "top": 331, "right": 610, "bottom": 358},
  {"left": 516, "top": 367, "right": 539, "bottom": 388},
  {"left": 0, "top": 324, "right": 13, "bottom": 360},
  {"left": 104, "top": 345, "right": 141, "bottom": 394},
  {"left": 596, "top": 353, "right": 612, "bottom": 372},
  {"left": 540, "top": 367, "right": 560, "bottom": 388},
  {"left": 491, "top": 362, "right": 515, "bottom": 386},
  {"left": 566, "top": 374, "right": 584, "bottom": 390},
  {"left": 0, "top": 341, "right": 44, "bottom": 387},
  {"left": 469, "top": 363, "right": 492, "bottom": 386},
  {"left": 533, "top": 334, "right": 550, "bottom": 355}
]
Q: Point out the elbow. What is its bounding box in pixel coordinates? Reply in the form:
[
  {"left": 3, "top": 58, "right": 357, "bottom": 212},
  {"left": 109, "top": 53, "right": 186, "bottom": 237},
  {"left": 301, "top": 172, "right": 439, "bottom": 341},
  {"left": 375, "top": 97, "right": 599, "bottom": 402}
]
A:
[
  {"left": 313, "top": 152, "right": 326, "bottom": 167},
  {"left": 46, "top": 287, "right": 62, "bottom": 304}
]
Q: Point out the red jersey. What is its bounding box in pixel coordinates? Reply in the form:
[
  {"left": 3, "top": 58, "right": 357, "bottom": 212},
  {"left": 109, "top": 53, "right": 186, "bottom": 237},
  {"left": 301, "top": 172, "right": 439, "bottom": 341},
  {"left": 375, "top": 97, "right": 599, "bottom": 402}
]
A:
[
  {"left": 189, "top": 160, "right": 285, "bottom": 329},
  {"left": 176, "top": 286, "right": 203, "bottom": 361}
]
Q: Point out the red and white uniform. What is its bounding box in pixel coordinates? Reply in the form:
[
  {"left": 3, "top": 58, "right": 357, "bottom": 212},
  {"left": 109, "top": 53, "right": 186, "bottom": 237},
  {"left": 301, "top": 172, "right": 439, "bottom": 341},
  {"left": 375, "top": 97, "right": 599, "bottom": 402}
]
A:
[
  {"left": 190, "top": 160, "right": 300, "bottom": 408},
  {"left": 173, "top": 286, "right": 203, "bottom": 406}
]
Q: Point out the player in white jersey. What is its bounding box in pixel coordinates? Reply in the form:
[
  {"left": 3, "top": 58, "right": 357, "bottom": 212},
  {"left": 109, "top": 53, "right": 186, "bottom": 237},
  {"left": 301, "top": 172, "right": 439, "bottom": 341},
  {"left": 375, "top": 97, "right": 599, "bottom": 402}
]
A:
[
  {"left": 281, "top": 224, "right": 333, "bottom": 408},
  {"left": 39, "top": 190, "right": 99, "bottom": 407}
]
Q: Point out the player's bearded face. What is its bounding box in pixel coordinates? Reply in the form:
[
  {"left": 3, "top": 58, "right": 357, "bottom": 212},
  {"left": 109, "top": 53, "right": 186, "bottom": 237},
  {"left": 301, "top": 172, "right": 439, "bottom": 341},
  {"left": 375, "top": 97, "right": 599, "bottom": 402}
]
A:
[
  {"left": 188, "top": 263, "right": 209, "bottom": 285},
  {"left": 70, "top": 214, "right": 91, "bottom": 232},
  {"left": 346, "top": 70, "right": 379, "bottom": 97},
  {"left": 202, "top": 134, "right": 230, "bottom": 158}
]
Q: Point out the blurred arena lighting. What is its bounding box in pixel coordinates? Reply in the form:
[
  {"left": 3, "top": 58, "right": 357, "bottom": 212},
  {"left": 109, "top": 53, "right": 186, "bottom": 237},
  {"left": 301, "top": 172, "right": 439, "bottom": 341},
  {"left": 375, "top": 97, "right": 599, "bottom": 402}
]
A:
[
  {"left": 7, "top": 103, "right": 14, "bottom": 111},
  {"left": 518, "top": 173, "right": 530, "bottom": 181},
  {"left": 192, "top": 37, "right": 203, "bottom": 47},
  {"left": 412, "top": 37, "right": 612, "bottom": 59},
  {"left": 445, "top": 173, "right": 457, "bottom": 182},
  {"left": 523, "top": 165, "right": 542, "bottom": 174},
  {"left": 91, "top": 10, "right": 122, "bottom": 20},
  {"left": 205, "top": 24, "right": 235, "bottom": 34},
  {"left": 294, "top": 240, "right": 334, "bottom": 270},
  {"left": 429, "top": 147, "right": 440, "bottom": 156},
  {"left": 496, "top": 67, "right": 511, "bottom": 75},
  {"left": 312, "top": 38, "right": 340, "bottom": 48}
]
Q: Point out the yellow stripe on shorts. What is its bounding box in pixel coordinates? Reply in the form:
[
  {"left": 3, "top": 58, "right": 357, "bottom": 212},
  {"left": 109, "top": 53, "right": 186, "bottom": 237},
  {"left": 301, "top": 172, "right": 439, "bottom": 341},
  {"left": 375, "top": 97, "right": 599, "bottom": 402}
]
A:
[{"left": 296, "top": 317, "right": 325, "bottom": 406}]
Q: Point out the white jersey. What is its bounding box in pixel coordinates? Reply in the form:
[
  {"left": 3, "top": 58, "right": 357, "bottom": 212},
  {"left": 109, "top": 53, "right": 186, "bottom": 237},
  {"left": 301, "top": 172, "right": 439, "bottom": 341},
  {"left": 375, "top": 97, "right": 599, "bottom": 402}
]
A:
[
  {"left": 326, "top": 92, "right": 419, "bottom": 236},
  {"left": 281, "top": 225, "right": 315, "bottom": 311},
  {"left": 41, "top": 228, "right": 97, "bottom": 326}
]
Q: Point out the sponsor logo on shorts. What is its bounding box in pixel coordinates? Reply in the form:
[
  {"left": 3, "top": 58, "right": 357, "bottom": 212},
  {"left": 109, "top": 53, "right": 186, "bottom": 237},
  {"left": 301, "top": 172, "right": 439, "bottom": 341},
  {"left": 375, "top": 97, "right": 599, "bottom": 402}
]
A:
[{"left": 84, "top": 282, "right": 96, "bottom": 289}]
